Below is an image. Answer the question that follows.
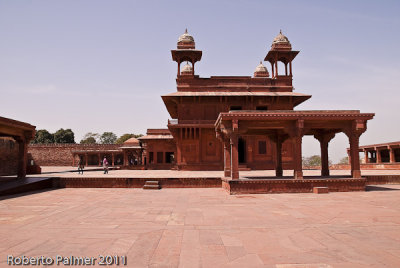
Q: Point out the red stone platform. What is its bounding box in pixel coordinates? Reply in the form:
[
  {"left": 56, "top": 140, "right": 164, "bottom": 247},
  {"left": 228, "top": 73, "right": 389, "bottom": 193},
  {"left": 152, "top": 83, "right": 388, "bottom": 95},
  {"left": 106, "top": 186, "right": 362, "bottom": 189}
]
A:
[
  {"left": 222, "top": 176, "right": 367, "bottom": 195},
  {"left": 55, "top": 176, "right": 222, "bottom": 189},
  {"left": 2, "top": 167, "right": 400, "bottom": 196}
]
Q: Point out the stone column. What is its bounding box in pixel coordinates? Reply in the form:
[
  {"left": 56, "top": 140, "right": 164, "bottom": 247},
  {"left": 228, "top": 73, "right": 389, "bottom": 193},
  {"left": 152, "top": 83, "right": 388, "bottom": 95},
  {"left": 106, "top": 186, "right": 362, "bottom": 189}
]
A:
[
  {"left": 85, "top": 153, "right": 88, "bottom": 166},
  {"left": 123, "top": 150, "right": 127, "bottom": 166},
  {"left": 17, "top": 138, "right": 27, "bottom": 178},
  {"left": 231, "top": 134, "right": 239, "bottom": 180},
  {"left": 364, "top": 150, "right": 369, "bottom": 164},
  {"left": 224, "top": 140, "right": 231, "bottom": 177},
  {"left": 271, "top": 63, "right": 275, "bottom": 78},
  {"left": 112, "top": 153, "right": 115, "bottom": 167},
  {"left": 98, "top": 153, "right": 101, "bottom": 166},
  {"left": 320, "top": 140, "right": 329, "bottom": 177},
  {"left": 293, "top": 135, "right": 303, "bottom": 179},
  {"left": 376, "top": 148, "right": 382, "bottom": 163},
  {"left": 315, "top": 132, "right": 335, "bottom": 177},
  {"left": 389, "top": 147, "right": 395, "bottom": 163},
  {"left": 289, "top": 61, "right": 293, "bottom": 76},
  {"left": 291, "top": 120, "right": 304, "bottom": 180},
  {"left": 348, "top": 134, "right": 361, "bottom": 178}
]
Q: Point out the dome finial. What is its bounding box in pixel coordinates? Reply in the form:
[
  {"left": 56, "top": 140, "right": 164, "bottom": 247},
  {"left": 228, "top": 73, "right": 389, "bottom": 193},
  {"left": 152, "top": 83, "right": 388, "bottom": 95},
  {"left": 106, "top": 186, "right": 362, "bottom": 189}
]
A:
[
  {"left": 177, "top": 29, "right": 195, "bottom": 49},
  {"left": 271, "top": 30, "right": 292, "bottom": 50}
]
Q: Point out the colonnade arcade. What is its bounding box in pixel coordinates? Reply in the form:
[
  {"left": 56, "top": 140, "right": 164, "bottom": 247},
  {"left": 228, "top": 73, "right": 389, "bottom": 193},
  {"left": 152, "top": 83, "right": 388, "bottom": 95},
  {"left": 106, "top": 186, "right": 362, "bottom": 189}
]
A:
[
  {"left": 72, "top": 150, "right": 124, "bottom": 167},
  {"left": 355, "top": 144, "right": 400, "bottom": 164},
  {"left": 72, "top": 148, "right": 143, "bottom": 167},
  {"left": 215, "top": 110, "right": 374, "bottom": 180}
]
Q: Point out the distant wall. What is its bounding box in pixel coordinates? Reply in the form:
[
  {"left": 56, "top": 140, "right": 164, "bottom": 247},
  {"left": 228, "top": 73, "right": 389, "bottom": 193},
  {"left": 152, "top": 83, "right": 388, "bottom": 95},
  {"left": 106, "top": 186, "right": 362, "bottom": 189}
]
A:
[
  {"left": 28, "top": 144, "right": 121, "bottom": 166},
  {"left": 0, "top": 137, "right": 19, "bottom": 176}
]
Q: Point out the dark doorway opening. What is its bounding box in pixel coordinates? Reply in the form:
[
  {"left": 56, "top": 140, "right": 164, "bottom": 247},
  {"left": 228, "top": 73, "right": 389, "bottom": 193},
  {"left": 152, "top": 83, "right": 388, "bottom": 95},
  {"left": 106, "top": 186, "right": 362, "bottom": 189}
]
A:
[
  {"left": 88, "top": 154, "right": 99, "bottom": 165},
  {"left": 369, "top": 151, "right": 377, "bottom": 163},
  {"left": 395, "top": 148, "right": 400, "bottom": 162},
  {"left": 238, "top": 138, "right": 246, "bottom": 163},
  {"left": 165, "top": 152, "right": 174, "bottom": 163},
  {"left": 230, "top": 106, "right": 242, "bottom": 111},
  {"left": 380, "top": 149, "right": 390, "bottom": 163}
]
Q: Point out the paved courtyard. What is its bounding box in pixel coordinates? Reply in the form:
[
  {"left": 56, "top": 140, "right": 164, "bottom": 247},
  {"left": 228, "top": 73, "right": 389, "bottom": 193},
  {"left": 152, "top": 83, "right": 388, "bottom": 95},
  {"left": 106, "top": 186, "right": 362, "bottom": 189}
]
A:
[
  {"left": 30, "top": 166, "right": 400, "bottom": 178},
  {"left": 1, "top": 185, "right": 400, "bottom": 267}
]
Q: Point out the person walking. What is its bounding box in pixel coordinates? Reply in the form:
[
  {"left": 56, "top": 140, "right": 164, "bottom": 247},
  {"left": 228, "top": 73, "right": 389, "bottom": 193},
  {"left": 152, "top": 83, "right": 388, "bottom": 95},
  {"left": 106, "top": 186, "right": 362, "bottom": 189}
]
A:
[
  {"left": 78, "top": 157, "right": 84, "bottom": 174},
  {"left": 103, "top": 156, "right": 109, "bottom": 174}
]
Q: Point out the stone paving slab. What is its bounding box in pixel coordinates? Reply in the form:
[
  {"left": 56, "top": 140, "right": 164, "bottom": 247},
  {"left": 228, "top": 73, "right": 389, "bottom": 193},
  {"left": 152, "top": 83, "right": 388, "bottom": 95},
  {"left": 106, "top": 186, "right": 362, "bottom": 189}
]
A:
[{"left": 1, "top": 186, "right": 400, "bottom": 267}]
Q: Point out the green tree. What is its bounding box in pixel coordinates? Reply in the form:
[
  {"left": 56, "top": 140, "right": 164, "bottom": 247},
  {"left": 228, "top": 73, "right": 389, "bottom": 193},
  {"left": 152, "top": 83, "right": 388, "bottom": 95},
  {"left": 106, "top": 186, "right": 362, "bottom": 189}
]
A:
[
  {"left": 99, "top": 132, "right": 117, "bottom": 144},
  {"left": 54, "top": 128, "right": 75, "bottom": 143},
  {"left": 115, "top": 133, "right": 143, "bottom": 144},
  {"left": 32, "top": 129, "right": 54, "bottom": 144},
  {"left": 80, "top": 132, "right": 99, "bottom": 144},
  {"left": 303, "top": 155, "right": 333, "bottom": 166},
  {"left": 80, "top": 136, "right": 97, "bottom": 144},
  {"left": 303, "top": 155, "right": 322, "bottom": 166},
  {"left": 338, "top": 156, "right": 349, "bottom": 164}
]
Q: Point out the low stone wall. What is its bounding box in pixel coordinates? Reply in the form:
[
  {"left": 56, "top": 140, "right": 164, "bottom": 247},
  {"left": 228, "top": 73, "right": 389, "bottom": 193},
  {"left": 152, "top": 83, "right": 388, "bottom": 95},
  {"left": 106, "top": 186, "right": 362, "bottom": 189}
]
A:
[
  {"left": 304, "top": 164, "right": 400, "bottom": 170},
  {"left": 361, "top": 163, "right": 400, "bottom": 169},
  {"left": 222, "top": 178, "right": 366, "bottom": 195},
  {"left": 56, "top": 177, "right": 222, "bottom": 188},
  {"left": 0, "top": 138, "right": 19, "bottom": 176},
  {"left": 365, "top": 175, "right": 400, "bottom": 185},
  {"left": 28, "top": 144, "right": 121, "bottom": 166}
]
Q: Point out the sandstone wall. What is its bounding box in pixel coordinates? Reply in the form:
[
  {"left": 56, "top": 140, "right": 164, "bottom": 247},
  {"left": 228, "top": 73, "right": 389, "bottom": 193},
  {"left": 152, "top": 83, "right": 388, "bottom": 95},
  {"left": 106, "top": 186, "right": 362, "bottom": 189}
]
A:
[
  {"left": 0, "top": 137, "right": 19, "bottom": 176},
  {"left": 28, "top": 144, "right": 121, "bottom": 166}
]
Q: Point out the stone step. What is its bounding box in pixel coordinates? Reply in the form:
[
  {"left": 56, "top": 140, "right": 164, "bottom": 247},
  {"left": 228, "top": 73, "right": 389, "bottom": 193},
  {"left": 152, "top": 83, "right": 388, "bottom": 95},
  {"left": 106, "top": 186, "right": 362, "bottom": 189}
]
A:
[
  {"left": 143, "top": 180, "right": 160, "bottom": 190},
  {"left": 146, "top": 181, "right": 159, "bottom": 185},
  {"left": 313, "top": 187, "right": 329, "bottom": 194}
]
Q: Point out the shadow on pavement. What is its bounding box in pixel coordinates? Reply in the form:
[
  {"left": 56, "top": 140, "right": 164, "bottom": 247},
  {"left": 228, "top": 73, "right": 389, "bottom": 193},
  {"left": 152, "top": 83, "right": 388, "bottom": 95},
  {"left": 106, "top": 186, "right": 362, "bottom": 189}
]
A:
[{"left": 366, "top": 185, "right": 400, "bottom": 191}]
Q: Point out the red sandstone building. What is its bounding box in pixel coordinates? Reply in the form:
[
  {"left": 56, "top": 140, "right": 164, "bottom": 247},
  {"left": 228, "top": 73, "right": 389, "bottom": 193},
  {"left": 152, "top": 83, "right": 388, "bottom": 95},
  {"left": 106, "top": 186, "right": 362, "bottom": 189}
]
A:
[
  {"left": 346, "top": 141, "right": 400, "bottom": 169},
  {"left": 28, "top": 30, "right": 375, "bottom": 180},
  {"left": 0, "top": 116, "right": 36, "bottom": 177},
  {"left": 162, "top": 30, "right": 374, "bottom": 179}
]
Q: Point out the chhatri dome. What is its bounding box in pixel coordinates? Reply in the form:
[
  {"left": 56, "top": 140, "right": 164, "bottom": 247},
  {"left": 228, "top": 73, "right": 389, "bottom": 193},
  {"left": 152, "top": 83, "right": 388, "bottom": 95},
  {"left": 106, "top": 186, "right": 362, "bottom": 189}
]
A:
[
  {"left": 253, "top": 61, "right": 269, "bottom": 77},
  {"left": 271, "top": 30, "right": 292, "bottom": 50},
  {"left": 180, "top": 62, "right": 193, "bottom": 75},
  {"left": 177, "top": 29, "right": 195, "bottom": 49},
  {"left": 178, "top": 29, "right": 194, "bottom": 43},
  {"left": 123, "top": 137, "right": 140, "bottom": 146}
]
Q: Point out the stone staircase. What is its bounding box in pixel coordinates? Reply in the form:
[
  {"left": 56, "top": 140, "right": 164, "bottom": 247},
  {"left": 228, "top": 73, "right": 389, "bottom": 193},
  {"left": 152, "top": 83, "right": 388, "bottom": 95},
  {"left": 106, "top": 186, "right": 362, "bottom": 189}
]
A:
[{"left": 143, "top": 180, "right": 161, "bottom": 190}]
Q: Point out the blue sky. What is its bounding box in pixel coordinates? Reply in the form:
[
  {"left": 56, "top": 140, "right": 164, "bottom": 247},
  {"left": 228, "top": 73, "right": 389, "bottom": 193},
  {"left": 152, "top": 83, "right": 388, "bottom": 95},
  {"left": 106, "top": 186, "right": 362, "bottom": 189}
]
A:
[{"left": 1, "top": 0, "right": 399, "bottom": 162}]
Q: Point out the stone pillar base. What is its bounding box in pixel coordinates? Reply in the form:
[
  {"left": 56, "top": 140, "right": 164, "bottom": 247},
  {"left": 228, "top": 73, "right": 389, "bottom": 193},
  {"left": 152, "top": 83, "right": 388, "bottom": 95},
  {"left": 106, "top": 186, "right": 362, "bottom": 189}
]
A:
[
  {"left": 352, "top": 170, "right": 361, "bottom": 178},
  {"left": 294, "top": 170, "right": 303, "bottom": 180}
]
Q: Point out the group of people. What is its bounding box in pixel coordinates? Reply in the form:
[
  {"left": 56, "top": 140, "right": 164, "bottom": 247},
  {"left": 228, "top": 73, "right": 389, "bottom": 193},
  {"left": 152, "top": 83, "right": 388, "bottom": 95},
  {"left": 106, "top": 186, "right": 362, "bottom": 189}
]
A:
[{"left": 77, "top": 156, "right": 110, "bottom": 175}]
